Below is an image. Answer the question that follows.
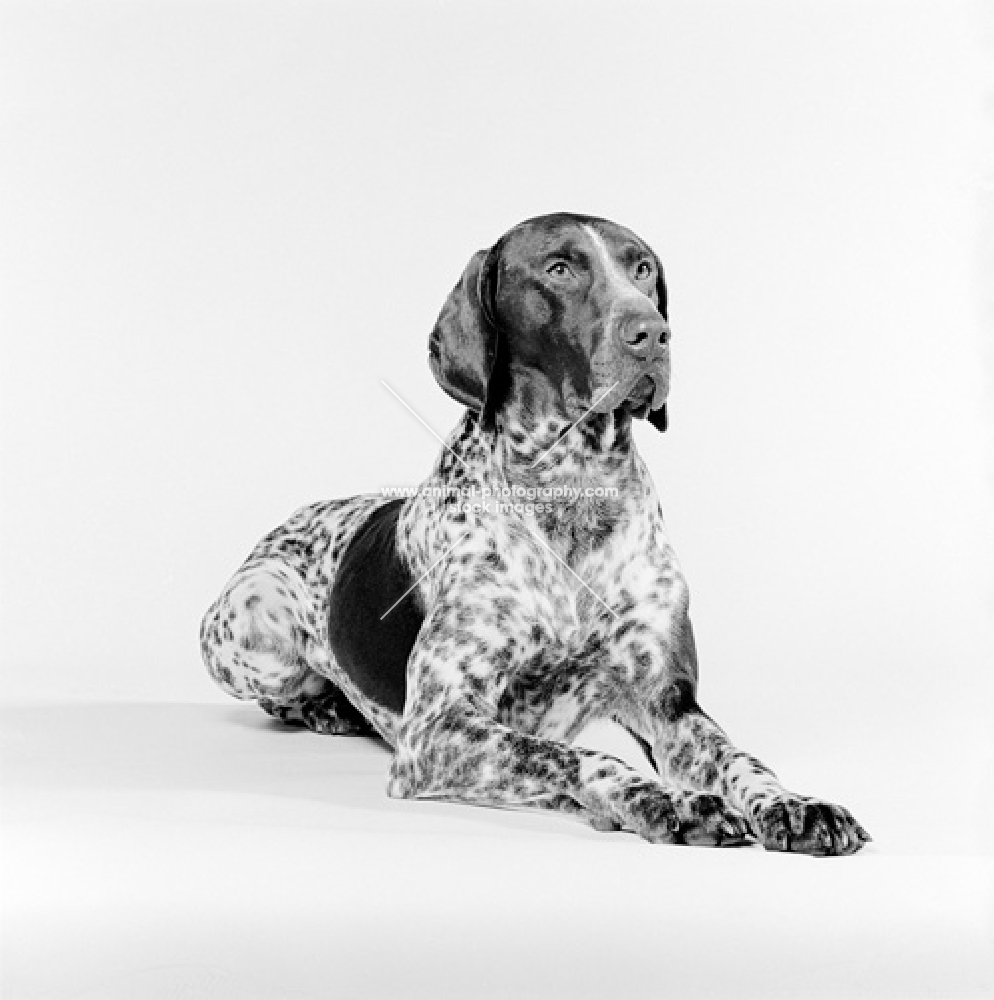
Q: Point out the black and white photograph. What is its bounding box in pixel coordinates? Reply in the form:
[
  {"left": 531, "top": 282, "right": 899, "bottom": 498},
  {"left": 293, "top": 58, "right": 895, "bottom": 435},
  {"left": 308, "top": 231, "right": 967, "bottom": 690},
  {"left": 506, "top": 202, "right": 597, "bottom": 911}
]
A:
[{"left": 2, "top": 1, "right": 992, "bottom": 997}]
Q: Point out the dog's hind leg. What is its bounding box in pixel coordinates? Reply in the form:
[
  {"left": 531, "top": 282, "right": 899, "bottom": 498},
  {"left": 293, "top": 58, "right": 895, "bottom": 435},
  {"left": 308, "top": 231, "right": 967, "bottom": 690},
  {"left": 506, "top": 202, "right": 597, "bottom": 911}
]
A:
[{"left": 200, "top": 556, "right": 372, "bottom": 736}]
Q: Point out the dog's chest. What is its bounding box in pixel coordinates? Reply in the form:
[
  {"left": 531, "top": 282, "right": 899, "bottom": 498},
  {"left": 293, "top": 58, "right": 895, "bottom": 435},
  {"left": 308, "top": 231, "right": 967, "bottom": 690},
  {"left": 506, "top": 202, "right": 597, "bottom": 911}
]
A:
[{"left": 493, "top": 500, "right": 677, "bottom": 640}]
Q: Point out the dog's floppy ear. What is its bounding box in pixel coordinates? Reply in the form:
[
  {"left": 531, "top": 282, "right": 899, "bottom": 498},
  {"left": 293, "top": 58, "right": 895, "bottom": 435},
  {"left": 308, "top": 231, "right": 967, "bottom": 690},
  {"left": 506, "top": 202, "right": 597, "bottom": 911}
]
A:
[
  {"left": 648, "top": 247, "right": 668, "bottom": 432},
  {"left": 428, "top": 245, "right": 504, "bottom": 428},
  {"left": 652, "top": 250, "right": 668, "bottom": 321},
  {"left": 647, "top": 404, "right": 668, "bottom": 432}
]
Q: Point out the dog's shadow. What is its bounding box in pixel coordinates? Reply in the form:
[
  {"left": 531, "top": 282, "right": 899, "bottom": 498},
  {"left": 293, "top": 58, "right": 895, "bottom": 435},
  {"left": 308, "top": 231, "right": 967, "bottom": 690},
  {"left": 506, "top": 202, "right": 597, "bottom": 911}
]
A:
[{"left": 1, "top": 700, "right": 616, "bottom": 842}]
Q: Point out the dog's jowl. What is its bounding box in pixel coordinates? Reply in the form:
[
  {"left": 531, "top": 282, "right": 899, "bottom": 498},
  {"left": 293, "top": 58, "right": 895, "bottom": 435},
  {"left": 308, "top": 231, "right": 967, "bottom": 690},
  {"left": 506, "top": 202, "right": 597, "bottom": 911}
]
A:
[{"left": 201, "top": 213, "right": 870, "bottom": 855}]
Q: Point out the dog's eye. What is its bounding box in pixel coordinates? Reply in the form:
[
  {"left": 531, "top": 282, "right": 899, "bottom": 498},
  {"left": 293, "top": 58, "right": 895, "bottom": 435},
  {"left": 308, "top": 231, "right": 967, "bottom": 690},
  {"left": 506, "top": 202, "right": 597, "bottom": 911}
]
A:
[
  {"left": 546, "top": 260, "right": 573, "bottom": 279},
  {"left": 635, "top": 260, "right": 654, "bottom": 281}
]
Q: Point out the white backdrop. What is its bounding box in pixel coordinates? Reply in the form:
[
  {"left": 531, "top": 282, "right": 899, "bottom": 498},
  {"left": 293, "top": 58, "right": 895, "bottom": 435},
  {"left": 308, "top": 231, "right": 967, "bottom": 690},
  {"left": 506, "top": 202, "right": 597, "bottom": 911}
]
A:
[
  {"left": 3, "top": 4, "right": 993, "bottom": 997},
  {"left": 3, "top": 0, "right": 992, "bottom": 740}
]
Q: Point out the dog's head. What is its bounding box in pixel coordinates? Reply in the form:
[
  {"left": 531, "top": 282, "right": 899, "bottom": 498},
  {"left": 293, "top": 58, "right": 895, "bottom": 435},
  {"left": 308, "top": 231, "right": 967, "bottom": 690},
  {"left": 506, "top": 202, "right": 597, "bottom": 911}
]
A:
[{"left": 428, "top": 213, "right": 671, "bottom": 433}]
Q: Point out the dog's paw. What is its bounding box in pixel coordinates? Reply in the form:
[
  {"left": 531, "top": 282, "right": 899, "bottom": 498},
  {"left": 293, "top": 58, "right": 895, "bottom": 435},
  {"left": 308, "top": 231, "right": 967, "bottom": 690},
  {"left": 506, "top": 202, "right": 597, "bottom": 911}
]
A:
[
  {"left": 753, "top": 795, "right": 871, "bottom": 856},
  {"left": 614, "top": 784, "right": 752, "bottom": 846},
  {"left": 671, "top": 791, "right": 754, "bottom": 847},
  {"left": 608, "top": 780, "right": 681, "bottom": 843},
  {"left": 259, "top": 692, "right": 375, "bottom": 736}
]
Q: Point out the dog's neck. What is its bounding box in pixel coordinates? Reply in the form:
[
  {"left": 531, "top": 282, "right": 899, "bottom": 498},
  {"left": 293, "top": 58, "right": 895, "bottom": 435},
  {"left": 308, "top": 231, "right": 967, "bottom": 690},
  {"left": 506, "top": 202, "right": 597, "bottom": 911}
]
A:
[
  {"left": 481, "top": 387, "right": 643, "bottom": 557},
  {"left": 493, "top": 373, "right": 635, "bottom": 476},
  {"left": 493, "top": 403, "right": 635, "bottom": 488}
]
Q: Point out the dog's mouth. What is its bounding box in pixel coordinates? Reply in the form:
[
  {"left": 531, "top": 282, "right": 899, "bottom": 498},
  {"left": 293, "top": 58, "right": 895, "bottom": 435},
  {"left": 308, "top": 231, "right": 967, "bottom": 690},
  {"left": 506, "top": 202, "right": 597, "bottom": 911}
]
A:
[
  {"left": 590, "top": 368, "right": 668, "bottom": 417},
  {"left": 621, "top": 373, "right": 666, "bottom": 420}
]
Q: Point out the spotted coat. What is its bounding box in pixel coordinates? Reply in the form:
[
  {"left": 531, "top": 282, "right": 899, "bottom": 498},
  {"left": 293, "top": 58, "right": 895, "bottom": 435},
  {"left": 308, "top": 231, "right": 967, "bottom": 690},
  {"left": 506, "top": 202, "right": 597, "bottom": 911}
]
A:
[{"left": 200, "top": 213, "right": 870, "bottom": 855}]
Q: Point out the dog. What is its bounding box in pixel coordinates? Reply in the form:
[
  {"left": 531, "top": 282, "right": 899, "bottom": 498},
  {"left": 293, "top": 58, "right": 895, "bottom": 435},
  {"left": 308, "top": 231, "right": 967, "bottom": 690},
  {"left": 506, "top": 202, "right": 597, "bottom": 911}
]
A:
[{"left": 201, "top": 212, "right": 870, "bottom": 854}]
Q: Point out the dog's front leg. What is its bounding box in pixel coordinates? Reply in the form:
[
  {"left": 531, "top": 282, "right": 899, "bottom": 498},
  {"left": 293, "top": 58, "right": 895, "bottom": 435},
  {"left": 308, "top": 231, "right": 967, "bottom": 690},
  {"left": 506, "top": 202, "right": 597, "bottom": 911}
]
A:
[
  {"left": 646, "top": 674, "right": 872, "bottom": 856},
  {"left": 386, "top": 618, "right": 745, "bottom": 843}
]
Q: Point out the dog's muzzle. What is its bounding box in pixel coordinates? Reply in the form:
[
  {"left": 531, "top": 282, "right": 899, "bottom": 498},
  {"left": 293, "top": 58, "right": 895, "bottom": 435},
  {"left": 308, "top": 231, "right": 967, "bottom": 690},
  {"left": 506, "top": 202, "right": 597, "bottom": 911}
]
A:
[{"left": 590, "top": 308, "right": 671, "bottom": 417}]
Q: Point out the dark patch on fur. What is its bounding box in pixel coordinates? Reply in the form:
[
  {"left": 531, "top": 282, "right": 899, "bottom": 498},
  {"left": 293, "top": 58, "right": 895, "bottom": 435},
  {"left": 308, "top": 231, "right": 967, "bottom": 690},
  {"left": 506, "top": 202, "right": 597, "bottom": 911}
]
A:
[
  {"left": 660, "top": 677, "right": 697, "bottom": 723},
  {"left": 327, "top": 499, "right": 424, "bottom": 714}
]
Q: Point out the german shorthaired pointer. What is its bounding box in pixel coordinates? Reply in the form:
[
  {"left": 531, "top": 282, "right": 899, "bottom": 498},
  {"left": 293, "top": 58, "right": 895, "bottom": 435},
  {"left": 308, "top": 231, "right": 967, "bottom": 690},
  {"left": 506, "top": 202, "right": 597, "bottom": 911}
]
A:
[{"left": 201, "top": 213, "right": 870, "bottom": 855}]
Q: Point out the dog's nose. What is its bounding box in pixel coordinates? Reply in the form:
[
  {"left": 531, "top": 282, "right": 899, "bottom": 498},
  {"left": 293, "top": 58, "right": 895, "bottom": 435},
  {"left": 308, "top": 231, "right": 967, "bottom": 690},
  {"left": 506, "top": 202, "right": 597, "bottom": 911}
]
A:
[{"left": 617, "top": 315, "right": 670, "bottom": 358}]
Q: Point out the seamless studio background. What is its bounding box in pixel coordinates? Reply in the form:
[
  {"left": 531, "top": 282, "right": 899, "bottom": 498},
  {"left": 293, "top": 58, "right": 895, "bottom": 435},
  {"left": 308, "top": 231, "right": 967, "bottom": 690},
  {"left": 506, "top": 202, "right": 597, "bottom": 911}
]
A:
[{"left": 2, "top": 2, "right": 993, "bottom": 998}]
